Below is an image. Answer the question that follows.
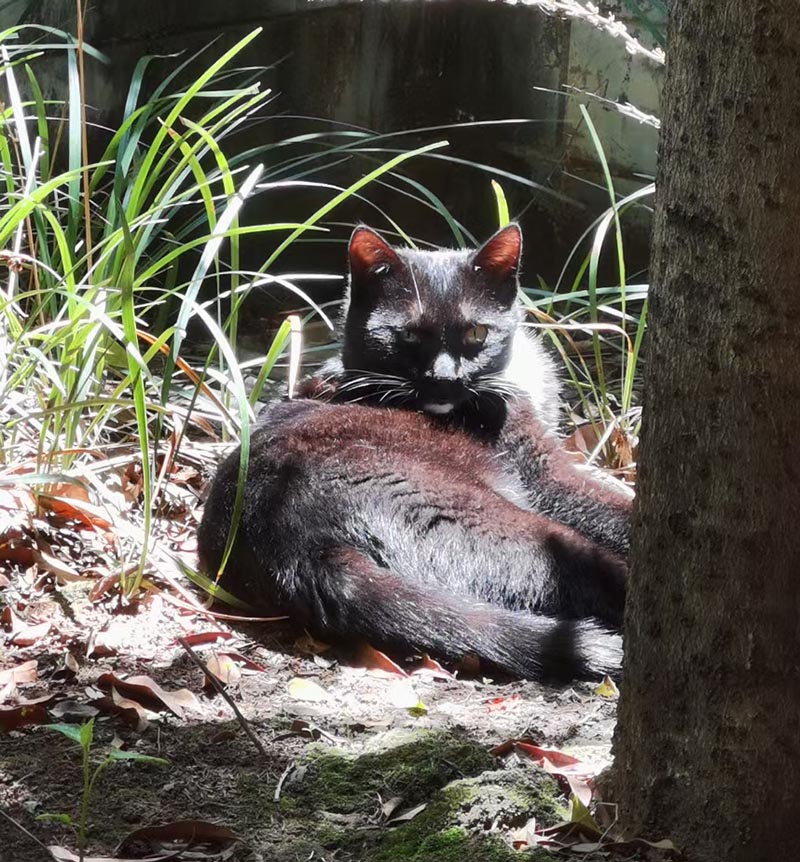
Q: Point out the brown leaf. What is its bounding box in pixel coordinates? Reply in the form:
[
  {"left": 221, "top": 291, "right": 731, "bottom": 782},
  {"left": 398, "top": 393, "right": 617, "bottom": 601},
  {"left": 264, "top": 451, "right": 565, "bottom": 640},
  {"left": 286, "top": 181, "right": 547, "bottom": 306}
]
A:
[
  {"left": 0, "top": 695, "right": 54, "bottom": 731},
  {"left": 411, "top": 654, "right": 454, "bottom": 680},
  {"left": 88, "top": 574, "right": 120, "bottom": 603},
  {"left": 178, "top": 630, "right": 233, "bottom": 647},
  {"left": 97, "top": 672, "right": 198, "bottom": 718},
  {"left": 2, "top": 606, "right": 53, "bottom": 646},
  {"left": 214, "top": 649, "right": 267, "bottom": 674},
  {"left": 90, "top": 692, "right": 148, "bottom": 732},
  {"left": 204, "top": 652, "right": 241, "bottom": 689},
  {"left": 37, "top": 548, "right": 83, "bottom": 583},
  {"left": 38, "top": 494, "right": 113, "bottom": 530},
  {"left": 351, "top": 643, "right": 407, "bottom": 678},
  {"left": 492, "top": 740, "right": 595, "bottom": 807},
  {"left": 86, "top": 629, "right": 118, "bottom": 658},
  {"left": 294, "top": 633, "right": 332, "bottom": 655},
  {"left": 117, "top": 820, "right": 238, "bottom": 855},
  {"left": 0, "top": 660, "right": 38, "bottom": 685},
  {"left": 49, "top": 847, "right": 173, "bottom": 862}
]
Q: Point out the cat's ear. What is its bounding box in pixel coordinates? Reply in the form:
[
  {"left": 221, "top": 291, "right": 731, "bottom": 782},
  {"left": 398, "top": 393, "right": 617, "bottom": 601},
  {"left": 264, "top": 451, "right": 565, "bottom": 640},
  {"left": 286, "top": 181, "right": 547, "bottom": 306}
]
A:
[
  {"left": 348, "top": 226, "right": 400, "bottom": 285},
  {"left": 471, "top": 223, "right": 522, "bottom": 306}
]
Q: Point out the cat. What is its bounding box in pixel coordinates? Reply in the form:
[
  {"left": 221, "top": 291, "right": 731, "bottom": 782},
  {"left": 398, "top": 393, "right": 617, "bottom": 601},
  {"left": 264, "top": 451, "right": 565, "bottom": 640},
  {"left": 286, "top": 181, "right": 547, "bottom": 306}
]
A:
[{"left": 197, "top": 223, "right": 631, "bottom": 682}]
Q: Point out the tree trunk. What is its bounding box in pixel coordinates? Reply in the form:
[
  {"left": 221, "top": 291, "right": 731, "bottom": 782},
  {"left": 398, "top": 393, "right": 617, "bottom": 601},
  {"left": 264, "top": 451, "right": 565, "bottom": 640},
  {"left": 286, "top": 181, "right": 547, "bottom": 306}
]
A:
[{"left": 612, "top": 3, "right": 800, "bottom": 859}]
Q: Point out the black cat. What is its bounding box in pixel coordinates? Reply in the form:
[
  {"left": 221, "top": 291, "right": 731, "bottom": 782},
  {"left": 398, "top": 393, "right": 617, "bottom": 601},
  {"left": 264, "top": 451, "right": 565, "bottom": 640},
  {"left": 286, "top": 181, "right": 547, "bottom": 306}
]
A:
[{"left": 197, "top": 224, "right": 630, "bottom": 682}]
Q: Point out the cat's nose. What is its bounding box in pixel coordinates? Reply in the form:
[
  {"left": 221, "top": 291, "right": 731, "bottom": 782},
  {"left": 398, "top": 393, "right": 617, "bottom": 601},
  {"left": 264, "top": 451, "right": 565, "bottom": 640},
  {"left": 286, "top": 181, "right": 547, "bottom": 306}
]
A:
[{"left": 431, "top": 352, "right": 461, "bottom": 381}]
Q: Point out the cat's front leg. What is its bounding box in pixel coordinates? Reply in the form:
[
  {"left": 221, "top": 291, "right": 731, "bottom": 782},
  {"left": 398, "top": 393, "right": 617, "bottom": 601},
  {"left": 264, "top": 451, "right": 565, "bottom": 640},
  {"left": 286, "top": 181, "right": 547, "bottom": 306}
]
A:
[{"left": 498, "top": 402, "right": 632, "bottom": 557}]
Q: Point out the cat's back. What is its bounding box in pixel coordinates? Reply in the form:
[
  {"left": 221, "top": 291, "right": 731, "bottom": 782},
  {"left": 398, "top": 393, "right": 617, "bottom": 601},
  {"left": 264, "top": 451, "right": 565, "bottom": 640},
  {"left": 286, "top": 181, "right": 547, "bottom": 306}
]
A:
[{"left": 248, "top": 398, "right": 494, "bottom": 479}]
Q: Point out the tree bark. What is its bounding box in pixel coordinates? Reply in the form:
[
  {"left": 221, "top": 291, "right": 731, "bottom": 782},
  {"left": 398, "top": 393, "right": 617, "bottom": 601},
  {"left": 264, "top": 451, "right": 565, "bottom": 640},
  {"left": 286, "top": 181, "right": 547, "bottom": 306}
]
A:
[{"left": 612, "top": 3, "right": 800, "bottom": 859}]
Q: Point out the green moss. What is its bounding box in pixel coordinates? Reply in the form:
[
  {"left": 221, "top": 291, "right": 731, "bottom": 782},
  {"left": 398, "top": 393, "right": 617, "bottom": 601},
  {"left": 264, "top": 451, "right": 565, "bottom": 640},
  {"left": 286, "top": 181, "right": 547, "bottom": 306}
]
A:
[
  {"left": 369, "top": 766, "right": 564, "bottom": 861},
  {"left": 285, "top": 729, "right": 495, "bottom": 815},
  {"left": 260, "top": 730, "right": 564, "bottom": 861}
]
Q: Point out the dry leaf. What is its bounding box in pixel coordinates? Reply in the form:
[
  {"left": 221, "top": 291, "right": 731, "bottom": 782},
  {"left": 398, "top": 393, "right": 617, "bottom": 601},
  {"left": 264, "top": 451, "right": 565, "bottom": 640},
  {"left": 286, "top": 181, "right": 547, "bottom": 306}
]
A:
[
  {"left": 294, "top": 633, "right": 332, "bottom": 655},
  {"left": 89, "top": 690, "right": 148, "bottom": 732},
  {"left": 38, "top": 494, "right": 113, "bottom": 530},
  {"left": 204, "top": 652, "right": 241, "bottom": 689},
  {"left": 50, "top": 701, "right": 100, "bottom": 721},
  {"left": 287, "top": 677, "right": 330, "bottom": 703},
  {"left": 2, "top": 607, "right": 53, "bottom": 646},
  {"left": 0, "top": 695, "right": 53, "bottom": 731},
  {"left": 386, "top": 801, "right": 428, "bottom": 825},
  {"left": 352, "top": 643, "right": 407, "bottom": 678},
  {"left": 411, "top": 654, "right": 454, "bottom": 680},
  {"left": 0, "top": 660, "right": 38, "bottom": 685},
  {"left": 388, "top": 678, "right": 426, "bottom": 713},
  {"left": 178, "top": 630, "right": 233, "bottom": 647},
  {"left": 49, "top": 847, "right": 173, "bottom": 862},
  {"left": 593, "top": 676, "right": 619, "bottom": 698},
  {"left": 117, "top": 819, "right": 238, "bottom": 854},
  {"left": 97, "top": 672, "right": 198, "bottom": 718}
]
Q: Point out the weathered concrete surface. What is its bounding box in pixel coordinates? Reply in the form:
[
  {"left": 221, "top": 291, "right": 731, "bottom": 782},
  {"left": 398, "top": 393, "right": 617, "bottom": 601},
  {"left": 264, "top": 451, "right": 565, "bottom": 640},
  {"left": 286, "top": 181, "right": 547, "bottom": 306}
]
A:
[{"left": 12, "top": 1, "right": 662, "bottom": 294}]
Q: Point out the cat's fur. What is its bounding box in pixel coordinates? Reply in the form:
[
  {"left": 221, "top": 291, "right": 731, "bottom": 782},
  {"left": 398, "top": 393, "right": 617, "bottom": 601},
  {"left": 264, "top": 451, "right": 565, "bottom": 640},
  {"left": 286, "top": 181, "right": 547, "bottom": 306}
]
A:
[{"left": 197, "top": 224, "right": 630, "bottom": 682}]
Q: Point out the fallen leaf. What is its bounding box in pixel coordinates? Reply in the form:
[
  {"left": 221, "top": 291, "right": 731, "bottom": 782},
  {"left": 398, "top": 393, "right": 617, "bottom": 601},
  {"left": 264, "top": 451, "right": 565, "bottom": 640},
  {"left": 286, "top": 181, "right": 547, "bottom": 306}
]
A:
[
  {"left": 0, "top": 660, "right": 37, "bottom": 685},
  {"left": 97, "top": 672, "right": 198, "bottom": 718},
  {"left": 204, "top": 652, "right": 242, "bottom": 689},
  {"left": 2, "top": 606, "right": 53, "bottom": 646},
  {"left": 287, "top": 677, "right": 330, "bottom": 703},
  {"left": 49, "top": 701, "right": 100, "bottom": 722},
  {"left": 117, "top": 819, "right": 238, "bottom": 854},
  {"left": 38, "top": 494, "right": 113, "bottom": 530},
  {"left": 411, "top": 654, "right": 454, "bottom": 680},
  {"left": 484, "top": 694, "right": 521, "bottom": 713},
  {"left": 37, "top": 549, "right": 83, "bottom": 583},
  {"left": 386, "top": 801, "right": 428, "bottom": 825},
  {"left": 88, "top": 689, "right": 149, "bottom": 732},
  {"left": 388, "top": 678, "right": 426, "bottom": 714},
  {"left": 0, "top": 695, "right": 54, "bottom": 731},
  {"left": 294, "top": 633, "right": 332, "bottom": 655},
  {"left": 381, "top": 796, "right": 404, "bottom": 820},
  {"left": 569, "top": 792, "right": 601, "bottom": 831},
  {"left": 352, "top": 643, "right": 407, "bottom": 678},
  {"left": 177, "top": 630, "right": 233, "bottom": 647},
  {"left": 88, "top": 575, "right": 120, "bottom": 603},
  {"left": 594, "top": 676, "right": 619, "bottom": 698},
  {"left": 49, "top": 847, "right": 172, "bottom": 862},
  {"left": 215, "top": 650, "right": 267, "bottom": 673},
  {"left": 492, "top": 740, "right": 595, "bottom": 807}
]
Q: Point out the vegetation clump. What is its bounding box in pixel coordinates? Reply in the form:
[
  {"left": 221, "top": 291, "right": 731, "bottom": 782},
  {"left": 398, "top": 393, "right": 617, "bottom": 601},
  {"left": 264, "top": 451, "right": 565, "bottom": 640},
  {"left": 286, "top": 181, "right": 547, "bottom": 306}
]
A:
[{"left": 278, "top": 729, "right": 564, "bottom": 861}]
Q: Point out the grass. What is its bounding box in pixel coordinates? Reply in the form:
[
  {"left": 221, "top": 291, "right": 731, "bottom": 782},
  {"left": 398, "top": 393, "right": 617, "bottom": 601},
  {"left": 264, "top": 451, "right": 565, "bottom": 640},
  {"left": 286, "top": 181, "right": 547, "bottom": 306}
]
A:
[{"left": 0, "top": 13, "right": 652, "bottom": 613}]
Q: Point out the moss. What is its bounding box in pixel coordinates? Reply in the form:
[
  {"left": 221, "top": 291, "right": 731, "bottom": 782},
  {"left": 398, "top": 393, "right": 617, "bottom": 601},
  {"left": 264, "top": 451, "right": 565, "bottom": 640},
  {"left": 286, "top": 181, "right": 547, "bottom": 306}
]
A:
[
  {"left": 257, "top": 730, "right": 564, "bottom": 861},
  {"left": 369, "top": 765, "right": 564, "bottom": 862},
  {"left": 285, "top": 729, "right": 495, "bottom": 815}
]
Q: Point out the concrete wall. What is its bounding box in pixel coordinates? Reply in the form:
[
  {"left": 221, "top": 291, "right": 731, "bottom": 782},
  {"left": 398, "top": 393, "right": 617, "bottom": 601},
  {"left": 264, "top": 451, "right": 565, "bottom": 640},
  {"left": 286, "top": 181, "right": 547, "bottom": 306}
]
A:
[{"left": 10, "top": 0, "right": 663, "bottom": 295}]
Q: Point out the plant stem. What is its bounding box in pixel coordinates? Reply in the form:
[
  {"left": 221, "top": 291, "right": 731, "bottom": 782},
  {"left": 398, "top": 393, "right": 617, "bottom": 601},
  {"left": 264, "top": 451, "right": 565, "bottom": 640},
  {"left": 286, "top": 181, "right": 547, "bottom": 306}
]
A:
[{"left": 75, "top": 0, "right": 93, "bottom": 275}]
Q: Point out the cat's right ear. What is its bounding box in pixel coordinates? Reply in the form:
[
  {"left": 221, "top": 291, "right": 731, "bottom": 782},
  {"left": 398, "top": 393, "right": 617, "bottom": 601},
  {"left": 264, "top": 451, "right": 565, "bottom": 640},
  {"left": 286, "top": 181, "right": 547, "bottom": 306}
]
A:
[{"left": 348, "top": 226, "right": 400, "bottom": 287}]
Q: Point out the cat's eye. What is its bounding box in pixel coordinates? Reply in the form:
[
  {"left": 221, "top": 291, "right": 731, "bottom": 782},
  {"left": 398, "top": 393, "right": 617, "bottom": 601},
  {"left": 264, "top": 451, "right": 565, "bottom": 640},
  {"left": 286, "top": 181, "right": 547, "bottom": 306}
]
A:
[
  {"left": 398, "top": 327, "right": 421, "bottom": 344},
  {"left": 463, "top": 324, "right": 488, "bottom": 347}
]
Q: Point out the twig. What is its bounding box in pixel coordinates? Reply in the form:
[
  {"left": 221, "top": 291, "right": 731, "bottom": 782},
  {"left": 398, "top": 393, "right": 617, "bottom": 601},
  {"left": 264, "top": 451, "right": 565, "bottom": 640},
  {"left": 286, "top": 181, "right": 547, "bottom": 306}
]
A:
[
  {"left": 0, "top": 806, "right": 51, "bottom": 858},
  {"left": 274, "top": 761, "right": 296, "bottom": 802},
  {"left": 177, "top": 637, "right": 268, "bottom": 759}
]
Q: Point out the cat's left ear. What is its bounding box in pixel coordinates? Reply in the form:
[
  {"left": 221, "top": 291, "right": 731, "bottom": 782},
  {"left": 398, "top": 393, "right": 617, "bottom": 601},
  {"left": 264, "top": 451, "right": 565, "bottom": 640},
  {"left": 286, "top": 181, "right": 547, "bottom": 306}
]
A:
[
  {"left": 471, "top": 223, "right": 522, "bottom": 306},
  {"left": 348, "top": 226, "right": 400, "bottom": 283}
]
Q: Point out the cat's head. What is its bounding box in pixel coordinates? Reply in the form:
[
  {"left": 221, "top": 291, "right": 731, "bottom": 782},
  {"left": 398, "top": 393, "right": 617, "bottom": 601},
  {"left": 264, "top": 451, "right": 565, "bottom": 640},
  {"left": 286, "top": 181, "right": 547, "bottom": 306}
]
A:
[{"left": 340, "top": 224, "right": 525, "bottom": 416}]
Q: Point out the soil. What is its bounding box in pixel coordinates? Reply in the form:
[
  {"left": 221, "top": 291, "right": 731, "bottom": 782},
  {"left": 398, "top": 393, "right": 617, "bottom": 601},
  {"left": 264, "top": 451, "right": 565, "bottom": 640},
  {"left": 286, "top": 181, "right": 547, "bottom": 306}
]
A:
[{"left": 0, "top": 575, "right": 621, "bottom": 862}]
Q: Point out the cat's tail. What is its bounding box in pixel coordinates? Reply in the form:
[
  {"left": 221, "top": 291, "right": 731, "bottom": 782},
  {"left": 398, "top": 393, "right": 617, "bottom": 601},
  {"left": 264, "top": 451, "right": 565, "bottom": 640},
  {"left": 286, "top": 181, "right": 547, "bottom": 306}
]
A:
[{"left": 295, "top": 547, "right": 621, "bottom": 682}]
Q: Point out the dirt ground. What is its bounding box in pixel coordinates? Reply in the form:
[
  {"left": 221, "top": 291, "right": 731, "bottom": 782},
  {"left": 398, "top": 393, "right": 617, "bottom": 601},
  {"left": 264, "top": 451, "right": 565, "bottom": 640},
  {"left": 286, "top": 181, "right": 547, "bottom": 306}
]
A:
[{"left": 0, "top": 568, "right": 630, "bottom": 862}]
